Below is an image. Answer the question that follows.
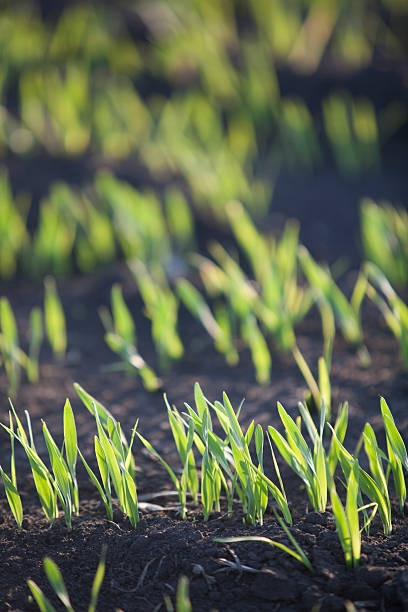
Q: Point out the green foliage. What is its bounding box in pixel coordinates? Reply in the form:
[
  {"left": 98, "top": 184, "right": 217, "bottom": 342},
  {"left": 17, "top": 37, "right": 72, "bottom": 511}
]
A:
[
  {"left": 27, "top": 545, "right": 107, "bottom": 612},
  {"left": 366, "top": 263, "right": 408, "bottom": 371},
  {"left": 44, "top": 277, "right": 67, "bottom": 359},
  {"left": 100, "top": 284, "right": 161, "bottom": 391},
  {"left": 269, "top": 402, "right": 329, "bottom": 512},
  {"left": 361, "top": 200, "right": 408, "bottom": 289},
  {"left": 330, "top": 464, "right": 377, "bottom": 569},
  {"left": 129, "top": 261, "right": 183, "bottom": 370}
]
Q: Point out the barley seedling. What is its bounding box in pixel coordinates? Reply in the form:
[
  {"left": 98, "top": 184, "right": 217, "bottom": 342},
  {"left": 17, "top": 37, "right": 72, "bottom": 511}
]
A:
[
  {"left": 1, "top": 406, "right": 58, "bottom": 525},
  {"left": 176, "top": 278, "right": 238, "bottom": 365},
  {"left": 298, "top": 247, "right": 367, "bottom": 360},
  {"left": 74, "top": 382, "right": 136, "bottom": 476},
  {"left": 0, "top": 298, "right": 45, "bottom": 394},
  {"left": 27, "top": 545, "right": 107, "bottom": 612},
  {"left": 0, "top": 297, "right": 23, "bottom": 395},
  {"left": 380, "top": 397, "right": 408, "bottom": 512},
  {"left": 0, "top": 412, "right": 23, "bottom": 529},
  {"left": 163, "top": 575, "right": 192, "bottom": 612},
  {"left": 100, "top": 284, "right": 161, "bottom": 391},
  {"left": 329, "top": 425, "right": 392, "bottom": 535},
  {"left": 0, "top": 168, "right": 29, "bottom": 279},
  {"left": 330, "top": 463, "right": 377, "bottom": 569},
  {"left": 1, "top": 400, "right": 79, "bottom": 529},
  {"left": 366, "top": 263, "right": 408, "bottom": 371},
  {"left": 184, "top": 383, "right": 236, "bottom": 519},
  {"left": 44, "top": 276, "right": 67, "bottom": 359},
  {"left": 27, "top": 307, "right": 43, "bottom": 383},
  {"left": 86, "top": 404, "right": 139, "bottom": 527},
  {"left": 361, "top": 199, "right": 408, "bottom": 289},
  {"left": 269, "top": 402, "right": 329, "bottom": 512},
  {"left": 129, "top": 260, "right": 183, "bottom": 370},
  {"left": 208, "top": 391, "right": 291, "bottom": 525}
]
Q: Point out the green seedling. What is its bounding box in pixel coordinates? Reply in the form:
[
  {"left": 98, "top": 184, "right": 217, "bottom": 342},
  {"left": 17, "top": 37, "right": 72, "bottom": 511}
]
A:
[
  {"left": 0, "top": 169, "right": 29, "bottom": 279},
  {"left": 129, "top": 260, "right": 183, "bottom": 370},
  {"left": 380, "top": 397, "right": 408, "bottom": 512},
  {"left": 227, "top": 202, "right": 311, "bottom": 352},
  {"left": 1, "top": 406, "right": 57, "bottom": 525},
  {"left": 241, "top": 314, "right": 271, "bottom": 384},
  {"left": 215, "top": 508, "right": 313, "bottom": 572},
  {"left": 29, "top": 187, "right": 76, "bottom": 278},
  {"left": 75, "top": 196, "right": 116, "bottom": 274},
  {"left": 95, "top": 172, "right": 169, "bottom": 267},
  {"left": 291, "top": 346, "right": 331, "bottom": 418},
  {"left": 176, "top": 278, "right": 238, "bottom": 365},
  {"left": 269, "top": 402, "right": 329, "bottom": 512},
  {"left": 207, "top": 391, "right": 291, "bottom": 525},
  {"left": 164, "top": 188, "right": 195, "bottom": 255},
  {"left": 298, "top": 246, "right": 366, "bottom": 352},
  {"left": 323, "top": 92, "right": 379, "bottom": 175},
  {"left": 0, "top": 299, "right": 44, "bottom": 394},
  {"left": 44, "top": 276, "right": 67, "bottom": 359},
  {"left": 1, "top": 400, "right": 79, "bottom": 529},
  {"left": 85, "top": 404, "right": 139, "bottom": 527},
  {"left": 366, "top": 263, "right": 408, "bottom": 371},
  {"left": 100, "top": 284, "right": 161, "bottom": 391},
  {"left": 327, "top": 402, "right": 349, "bottom": 476},
  {"left": 202, "top": 242, "right": 271, "bottom": 382},
  {"left": 0, "top": 412, "right": 23, "bottom": 529},
  {"left": 184, "top": 383, "right": 237, "bottom": 519},
  {"left": 27, "top": 545, "right": 107, "bottom": 612},
  {"left": 329, "top": 424, "right": 392, "bottom": 535},
  {"left": 163, "top": 575, "right": 192, "bottom": 612},
  {"left": 0, "top": 297, "right": 25, "bottom": 395},
  {"left": 27, "top": 307, "right": 43, "bottom": 383},
  {"left": 330, "top": 463, "right": 378, "bottom": 569},
  {"left": 361, "top": 199, "right": 408, "bottom": 289}
]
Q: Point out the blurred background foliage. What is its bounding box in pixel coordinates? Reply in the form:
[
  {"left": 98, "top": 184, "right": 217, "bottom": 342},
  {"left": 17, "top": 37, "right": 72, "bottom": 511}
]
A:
[{"left": 0, "top": 0, "right": 407, "bottom": 277}]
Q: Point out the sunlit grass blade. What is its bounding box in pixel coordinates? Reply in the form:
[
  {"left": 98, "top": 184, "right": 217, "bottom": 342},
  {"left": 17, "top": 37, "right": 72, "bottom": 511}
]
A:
[
  {"left": 78, "top": 448, "right": 113, "bottom": 521},
  {"left": 27, "top": 580, "right": 57, "bottom": 612},
  {"left": 0, "top": 465, "right": 23, "bottom": 529},
  {"left": 44, "top": 276, "right": 67, "bottom": 359},
  {"left": 43, "top": 557, "right": 74, "bottom": 611},
  {"left": 27, "top": 307, "right": 43, "bottom": 383},
  {"left": 88, "top": 545, "right": 107, "bottom": 612},
  {"left": 63, "top": 399, "right": 78, "bottom": 513}
]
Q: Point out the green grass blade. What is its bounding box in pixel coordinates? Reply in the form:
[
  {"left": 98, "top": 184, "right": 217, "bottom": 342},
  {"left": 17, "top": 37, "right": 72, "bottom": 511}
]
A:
[
  {"left": 0, "top": 465, "right": 23, "bottom": 529},
  {"left": 63, "top": 400, "right": 77, "bottom": 478},
  {"left": 44, "top": 277, "right": 66, "bottom": 358},
  {"left": 27, "top": 580, "right": 57, "bottom": 612},
  {"left": 43, "top": 557, "right": 74, "bottom": 611},
  {"left": 88, "top": 545, "right": 107, "bottom": 612}
]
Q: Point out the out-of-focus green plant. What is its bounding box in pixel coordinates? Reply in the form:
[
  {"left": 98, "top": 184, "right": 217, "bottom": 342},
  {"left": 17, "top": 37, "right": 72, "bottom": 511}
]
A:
[
  {"left": 100, "top": 284, "right": 161, "bottom": 391},
  {"left": 361, "top": 200, "right": 408, "bottom": 289},
  {"left": 366, "top": 263, "right": 408, "bottom": 371},
  {"left": 28, "top": 545, "right": 107, "bottom": 612},
  {"left": 0, "top": 169, "right": 29, "bottom": 279},
  {"left": 44, "top": 277, "right": 67, "bottom": 360},
  {"left": 322, "top": 92, "right": 380, "bottom": 175},
  {"left": 129, "top": 260, "right": 183, "bottom": 370}
]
